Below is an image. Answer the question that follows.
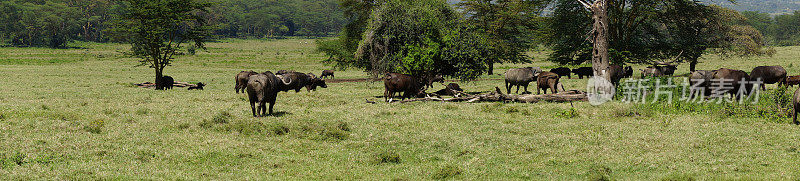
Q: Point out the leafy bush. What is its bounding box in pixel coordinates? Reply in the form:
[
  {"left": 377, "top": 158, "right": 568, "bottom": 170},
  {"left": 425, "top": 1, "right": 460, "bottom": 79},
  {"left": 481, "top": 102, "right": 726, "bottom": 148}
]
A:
[{"left": 432, "top": 165, "right": 462, "bottom": 180}]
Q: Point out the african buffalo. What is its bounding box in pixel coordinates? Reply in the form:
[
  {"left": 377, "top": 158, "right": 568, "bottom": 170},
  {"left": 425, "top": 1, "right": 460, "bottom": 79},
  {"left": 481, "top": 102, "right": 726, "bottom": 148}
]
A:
[
  {"left": 712, "top": 68, "right": 752, "bottom": 98},
  {"left": 750, "top": 66, "right": 787, "bottom": 90},
  {"left": 537, "top": 71, "right": 560, "bottom": 94},
  {"left": 623, "top": 66, "right": 634, "bottom": 78},
  {"left": 188, "top": 82, "right": 205, "bottom": 90},
  {"left": 572, "top": 67, "right": 593, "bottom": 79},
  {"left": 794, "top": 87, "right": 800, "bottom": 124},
  {"left": 504, "top": 67, "right": 542, "bottom": 94},
  {"left": 655, "top": 65, "right": 677, "bottom": 76},
  {"left": 384, "top": 73, "right": 426, "bottom": 102},
  {"left": 246, "top": 72, "right": 292, "bottom": 117},
  {"left": 281, "top": 72, "right": 327, "bottom": 92},
  {"left": 321, "top": 70, "right": 335, "bottom": 79},
  {"left": 158, "top": 76, "right": 174, "bottom": 90},
  {"left": 235, "top": 71, "right": 258, "bottom": 93},
  {"left": 641, "top": 67, "right": 664, "bottom": 78},
  {"left": 689, "top": 70, "right": 716, "bottom": 97},
  {"left": 550, "top": 67, "right": 572, "bottom": 79},
  {"left": 433, "top": 83, "right": 464, "bottom": 96},
  {"left": 276, "top": 70, "right": 295, "bottom": 75},
  {"left": 607, "top": 65, "right": 626, "bottom": 84},
  {"left": 426, "top": 75, "right": 444, "bottom": 89},
  {"left": 787, "top": 75, "right": 800, "bottom": 87}
]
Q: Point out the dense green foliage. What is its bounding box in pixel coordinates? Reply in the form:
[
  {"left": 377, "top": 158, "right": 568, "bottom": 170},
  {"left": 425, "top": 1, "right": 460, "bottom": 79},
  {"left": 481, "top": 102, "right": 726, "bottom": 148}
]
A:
[
  {"left": 741, "top": 11, "right": 800, "bottom": 46},
  {"left": 546, "top": 0, "right": 771, "bottom": 69},
  {"left": 0, "top": 0, "right": 346, "bottom": 48},
  {"left": 353, "top": 0, "right": 492, "bottom": 80},
  {"left": 111, "top": 0, "right": 212, "bottom": 90}
]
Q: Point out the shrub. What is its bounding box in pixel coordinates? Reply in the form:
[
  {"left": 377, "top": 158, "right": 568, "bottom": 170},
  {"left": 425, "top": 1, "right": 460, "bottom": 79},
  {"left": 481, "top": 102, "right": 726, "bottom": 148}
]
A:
[
  {"left": 321, "top": 127, "right": 349, "bottom": 140},
  {"left": 212, "top": 111, "right": 232, "bottom": 124},
  {"left": 432, "top": 165, "right": 462, "bottom": 180},
  {"left": 270, "top": 123, "right": 290, "bottom": 136},
  {"left": 375, "top": 151, "right": 401, "bottom": 164},
  {"left": 83, "top": 119, "right": 105, "bottom": 134}
]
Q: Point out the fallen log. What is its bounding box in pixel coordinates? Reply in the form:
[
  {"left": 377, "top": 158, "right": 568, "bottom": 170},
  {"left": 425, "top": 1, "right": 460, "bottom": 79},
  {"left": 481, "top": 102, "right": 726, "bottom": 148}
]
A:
[
  {"left": 394, "top": 87, "right": 586, "bottom": 103},
  {"left": 133, "top": 81, "right": 198, "bottom": 89}
]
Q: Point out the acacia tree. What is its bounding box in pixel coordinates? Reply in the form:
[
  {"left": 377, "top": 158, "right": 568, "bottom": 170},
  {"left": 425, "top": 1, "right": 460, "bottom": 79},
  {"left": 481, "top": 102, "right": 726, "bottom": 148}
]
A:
[{"left": 112, "top": 0, "right": 211, "bottom": 90}]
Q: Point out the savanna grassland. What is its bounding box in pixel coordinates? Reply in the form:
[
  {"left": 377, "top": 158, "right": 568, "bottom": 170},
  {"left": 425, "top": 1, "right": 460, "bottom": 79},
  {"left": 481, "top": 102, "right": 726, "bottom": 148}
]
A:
[{"left": 1, "top": 39, "right": 799, "bottom": 180}]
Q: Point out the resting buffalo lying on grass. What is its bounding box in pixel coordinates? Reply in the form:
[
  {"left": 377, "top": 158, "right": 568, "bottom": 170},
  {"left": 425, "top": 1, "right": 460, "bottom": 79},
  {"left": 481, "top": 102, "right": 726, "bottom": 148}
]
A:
[
  {"left": 750, "top": 66, "right": 787, "bottom": 90},
  {"left": 384, "top": 73, "right": 426, "bottom": 102},
  {"left": 246, "top": 72, "right": 292, "bottom": 117},
  {"left": 235, "top": 71, "right": 258, "bottom": 93}
]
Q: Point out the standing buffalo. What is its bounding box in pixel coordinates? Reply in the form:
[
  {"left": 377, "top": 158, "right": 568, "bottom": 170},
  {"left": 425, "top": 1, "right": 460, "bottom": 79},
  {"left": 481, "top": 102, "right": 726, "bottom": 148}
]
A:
[
  {"left": 158, "top": 76, "right": 174, "bottom": 90},
  {"left": 655, "top": 65, "right": 677, "bottom": 76},
  {"left": 712, "top": 68, "right": 751, "bottom": 98},
  {"left": 425, "top": 75, "right": 444, "bottom": 89},
  {"left": 787, "top": 75, "right": 800, "bottom": 87},
  {"left": 235, "top": 71, "right": 258, "bottom": 93},
  {"left": 321, "top": 70, "right": 335, "bottom": 79},
  {"left": 641, "top": 67, "right": 664, "bottom": 78},
  {"left": 246, "top": 72, "right": 293, "bottom": 117},
  {"left": 689, "top": 70, "right": 717, "bottom": 97},
  {"left": 623, "top": 66, "right": 634, "bottom": 78},
  {"left": 537, "top": 71, "right": 560, "bottom": 94},
  {"left": 504, "top": 67, "right": 542, "bottom": 94},
  {"left": 572, "top": 67, "right": 593, "bottom": 79},
  {"left": 794, "top": 87, "right": 800, "bottom": 124},
  {"left": 750, "top": 66, "right": 787, "bottom": 90},
  {"left": 276, "top": 70, "right": 295, "bottom": 75},
  {"left": 550, "top": 67, "right": 572, "bottom": 79},
  {"left": 384, "top": 73, "right": 426, "bottom": 102},
  {"left": 607, "top": 65, "right": 625, "bottom": 84},
  {"left": 281, "top": 72, "right": 328, "bottom": 92}
]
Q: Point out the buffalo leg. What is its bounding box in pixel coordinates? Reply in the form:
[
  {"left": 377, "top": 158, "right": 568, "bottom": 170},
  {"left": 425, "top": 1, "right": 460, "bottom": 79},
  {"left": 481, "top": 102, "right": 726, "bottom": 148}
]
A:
[
  {"left": 250, "top": 101, "right": 257, "bottom": 117},
  {"left": 523, "top": 84, "right": 528, "bottom": 94},
  {"left": 268, "top": 101, "right": 275, "bottom": 115},
  {"left": 794, "top": 109, "right": 798, "bottom": 125},
  {"left": 505, "top": 81, "right": 511, "bottom": 94}
]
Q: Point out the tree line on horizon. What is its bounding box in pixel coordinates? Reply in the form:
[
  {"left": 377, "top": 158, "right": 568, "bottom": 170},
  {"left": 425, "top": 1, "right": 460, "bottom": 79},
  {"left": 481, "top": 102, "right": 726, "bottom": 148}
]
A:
[{"left": 0, "top": 0, "right": 346, "bottom": 48}]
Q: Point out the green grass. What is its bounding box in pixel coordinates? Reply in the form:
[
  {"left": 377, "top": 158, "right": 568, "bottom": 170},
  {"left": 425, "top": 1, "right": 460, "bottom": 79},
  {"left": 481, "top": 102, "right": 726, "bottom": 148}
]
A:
[{"left": 0, "top": 39, "right": 799, "bottom": 180}]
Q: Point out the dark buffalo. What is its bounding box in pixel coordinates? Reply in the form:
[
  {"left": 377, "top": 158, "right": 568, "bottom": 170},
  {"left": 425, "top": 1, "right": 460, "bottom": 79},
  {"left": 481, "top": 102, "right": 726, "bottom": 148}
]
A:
[
  {"left": 246, "top": 72, "right": 292, "bottom": 117},
  {"left": 426, "top": 75, "right": 444, "bottom": 89},
  {"left": 188, "top": 82, "right": 205, "bottom": 90},
  {"left": 235, "top": 71, "right": 258, "bottom": 93},
  {"left": 433, "top": 83, "right": 464, "bottom": 96},
  {"left": 794, "top": 87, "right": 800, "bottom": 124},
  {"left": 655, "top": 65, "right": 677, "bottom": 76},
  {"left": 607, "top": 65, "right": 625, "bottom": 84},
  {"left": 641, "top": 67, "right": 664, "bottom": 78},
  {"left": 787, "top": 75, "right": 800, "bottom": 87},
  {"left": 550, "top": 67, "right": 572, "bottom": 79},
  {"left": 572, "top": 67, "right": 593, "bottom": 79},
  {"left": 157, "top": 76, "right": 174, "bottom": 90},
  {"left": 384, "top": 73, "right": 426, "bottom": 102},
  {"left": 321, "top": 70, "right": 335, "bottom": 79},
  {"left": 504, "top": 67, "right": 542, "bottom": 94},
  {"left": 712, "top": 68, "right": 751, "bottom": 98},
  {"left": 623, "top": 66, "right": 634, "bottom": 78},
  {"left": 689, "top": 70, "right": 716, "bottom": 97},
  {"left": 537, "top": 71, "right": 560, "bottom": 94},
  {"left": 750, "top": 66, "right": 787, "bottom": 90},
  {"left": 281, "top": 72, "right": 327, "bottom": 92}
]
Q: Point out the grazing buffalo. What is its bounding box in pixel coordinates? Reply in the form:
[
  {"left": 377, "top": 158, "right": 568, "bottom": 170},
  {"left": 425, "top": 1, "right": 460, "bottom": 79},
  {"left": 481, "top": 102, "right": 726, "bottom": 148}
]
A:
[
  {"left": 787, "top": 75, "right": 800, "bottom": 87},
  {"left": 712, "top": 68, "right": 751, "bottom": 98},
  {"left": 689, "top": 70, "right": 717, "bottom": 97},
  {"left": 246, "top": 72, "right": 292, "bottom": 117},
  {"left": 426, "top": 75, "right": 445, "bottom": 89},
  {"left": 188, "top": 82, "right": 205, "bottom": 90},
  {"left": 158, "top": 76, "right": 174, "bottom": 90},
  {"left": 384, "top": 73, "right": 426, "bottom": 102},
  {"left": 321, "top": 70, "right": 335, "bottom": 79},
  {"left": 281, "top": 72, "right": 327, "bottom": 92},
  {"left": 641, "top": 67, "right": 664, "bottom": 78},
  {"left": 537, "top": 71, "right": 560, "bottom": 94},
  {"left": 750, "top": 66, "right": 787, "bottom": 90},
  {"left": 623, "top": 66, "right": 634, "bottom": 78},
  {"left": 504, "top": 67, "right": 542, "bottom": 94},
  {"left": 794, "top": 87, "right": 800, "bottom": 124},
  {"left": 550, "top": 67, "right": 572, "bottom": 79},
  {"left": 235, "top": 71, "right": 258, "bottom": 93},
  {"left": 655, "top": 65, "right": 677, "bottom": 76},
  {"left": 572, "top": 67, "right": 593, "bottom": 79}
]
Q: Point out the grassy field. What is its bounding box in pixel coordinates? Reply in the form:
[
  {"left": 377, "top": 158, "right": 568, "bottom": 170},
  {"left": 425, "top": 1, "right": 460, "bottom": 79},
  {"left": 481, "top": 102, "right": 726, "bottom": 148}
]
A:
[{"left": 1, "top": 39, "right": 799, "bottom": 180}]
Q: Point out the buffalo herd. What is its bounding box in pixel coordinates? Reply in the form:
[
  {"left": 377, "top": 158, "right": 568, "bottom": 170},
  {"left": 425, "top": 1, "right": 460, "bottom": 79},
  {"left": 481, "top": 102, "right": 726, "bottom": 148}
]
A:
[{"left": 234, "top": 65, "right": 800, "bottom": 124}]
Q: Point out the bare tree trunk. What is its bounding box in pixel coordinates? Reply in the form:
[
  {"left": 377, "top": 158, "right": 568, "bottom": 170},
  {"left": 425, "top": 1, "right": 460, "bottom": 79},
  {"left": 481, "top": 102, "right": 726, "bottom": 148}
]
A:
[
  {"left": 590, "top": 0, "right": 610, "bottom": 81},
  {"left": 689, "top": 57, "right": 698, "bottom": 72},
  {"left": 488, "top": 62, "right": 494, "bottom": 75},
  {"left": 155, "top": 67, "right": 164, "bottom": 90}
]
